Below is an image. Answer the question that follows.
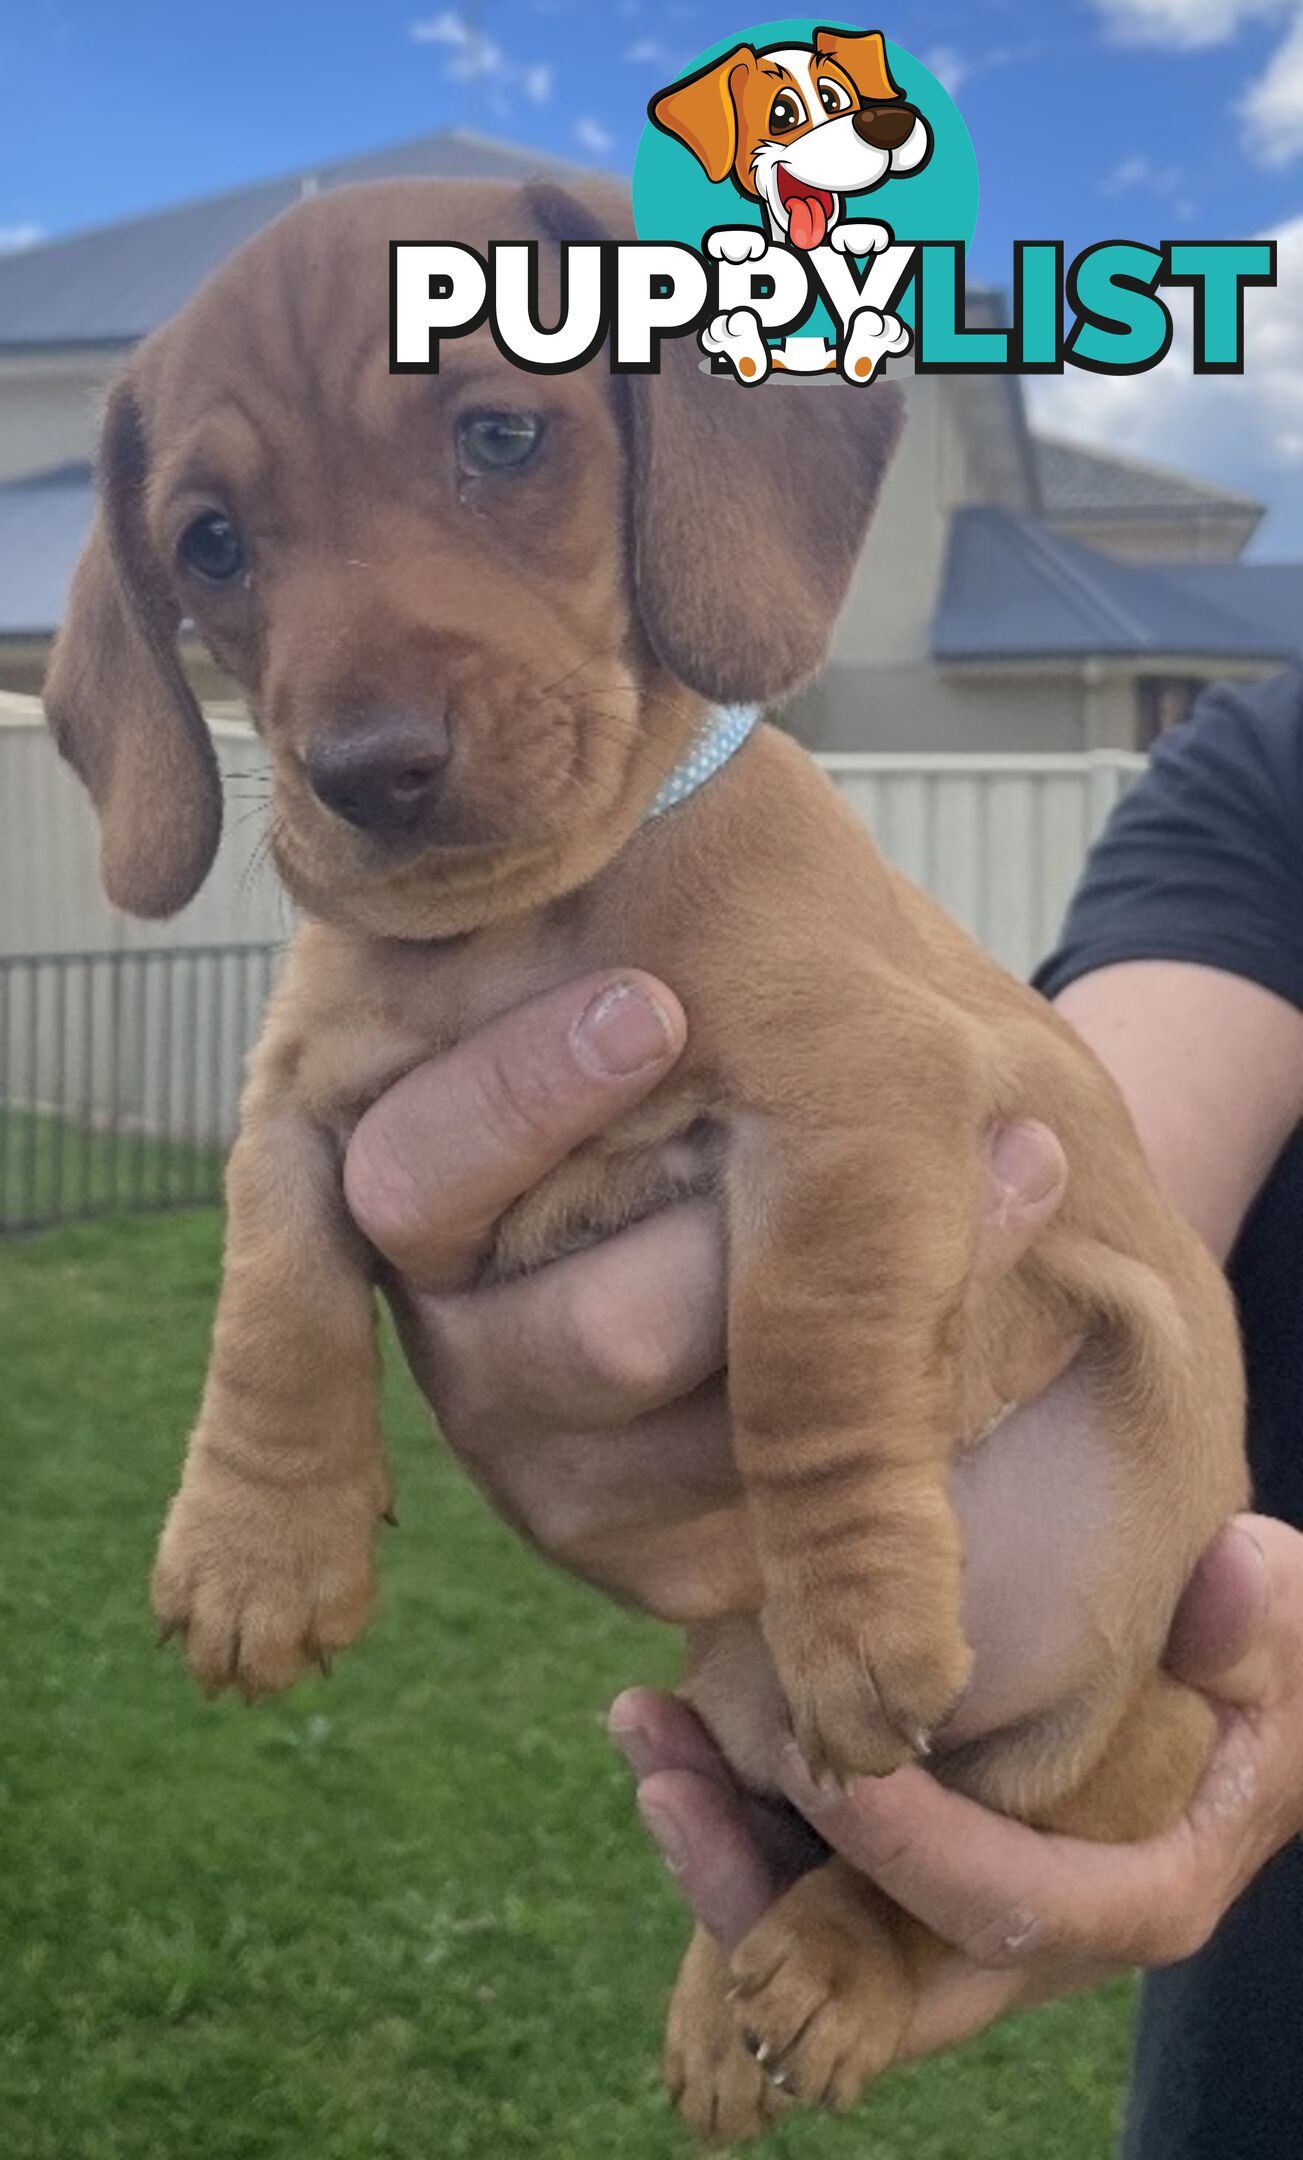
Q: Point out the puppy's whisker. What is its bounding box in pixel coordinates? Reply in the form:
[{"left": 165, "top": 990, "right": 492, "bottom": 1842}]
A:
[
  {"left": 533, "top": 648, "right": 630, "bottom": 700},
  {"left": 239, "top": 816, "right": 283, "bottom": 906}
]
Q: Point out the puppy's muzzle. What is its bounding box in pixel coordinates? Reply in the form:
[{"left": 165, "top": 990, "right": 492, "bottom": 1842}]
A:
[
  {"left": 305, "top": 710, "right": 451, "bottom": 839},
  {"left": 854, "top": 105, "right": 918, "bottom": 151}
]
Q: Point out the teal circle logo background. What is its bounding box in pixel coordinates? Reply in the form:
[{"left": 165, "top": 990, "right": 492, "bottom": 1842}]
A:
[{"left": 632, "top": 18, "right": 980, "bottom": 337}]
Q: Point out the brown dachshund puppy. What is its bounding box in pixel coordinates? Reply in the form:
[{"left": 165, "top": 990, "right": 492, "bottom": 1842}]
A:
[{"left": 45, "top": 178, "right": 1246, "bottom": 2141}]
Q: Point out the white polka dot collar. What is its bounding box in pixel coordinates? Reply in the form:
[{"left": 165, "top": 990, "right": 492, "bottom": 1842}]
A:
[{"left": 642, "top": 705, "right": 760, "bottom": 825}]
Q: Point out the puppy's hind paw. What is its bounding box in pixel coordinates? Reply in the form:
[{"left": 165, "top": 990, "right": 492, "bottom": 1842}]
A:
[
  {"left": 728, "top": 1866, "right": 911, "bottom": 2114},
  {"left": 701, "top": 308, "right": 771, "bottom": 384},
  {"left": 666, "top": 1929, "right": 793, "bottom": 2146},
  {"left": 841, "top": 306, "right": 912, "bottom": 382}
]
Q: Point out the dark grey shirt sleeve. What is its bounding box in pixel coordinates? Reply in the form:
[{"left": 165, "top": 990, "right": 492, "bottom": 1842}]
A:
[{"left": 1035, "top": 669, "right": 1303, "bottom": 1011}]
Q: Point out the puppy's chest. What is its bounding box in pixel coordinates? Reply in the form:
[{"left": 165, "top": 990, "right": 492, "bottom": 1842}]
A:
[
  {"left": 486, "top": 1106, "right": 727, "bottom": 1283},
  {"left": 290, "top": 925, "right": 727, "bottom": 1278}
]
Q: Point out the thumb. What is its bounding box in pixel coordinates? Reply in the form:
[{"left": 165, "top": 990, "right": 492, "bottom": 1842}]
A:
[
  {"left": 1165, "top": 1516, "right": 1281, "bottom": 1710},
  {"left": 344, "top": 972, "right": 685, "bottom": 1291},
  {"left": 972, "top": 1122, "right": 1070, "bottom": 1284}
]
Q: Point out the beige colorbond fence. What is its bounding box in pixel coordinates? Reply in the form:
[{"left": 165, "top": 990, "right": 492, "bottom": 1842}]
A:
[
  {"left": 823, "top": 750, "right": 1141, "bottom": 985},
  {"left": 0, "top": 694, "right": 1143, "bottom": 1227},
  {"left": 2, "top": 698, "right": 1141, "bottom": 974},
  {"left": 1, "top": 695, "right": 288, "bottom": 955}
]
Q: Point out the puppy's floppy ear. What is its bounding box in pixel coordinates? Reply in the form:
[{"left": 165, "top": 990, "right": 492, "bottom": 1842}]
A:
[
  {"left": 813, "top": 27, "right": 904, "bottom": 104},
  {"left": 524, "top": 182, "right": 904, "bottom": 709},
  {"left": 650, "top": 46, "right": 756, "bottom": 184},
  {"left": 630, "top": 340, "right": 903, "bottom": 707},
  {"left": 44, "top": 374, "right": 222, "bottom": 918}
]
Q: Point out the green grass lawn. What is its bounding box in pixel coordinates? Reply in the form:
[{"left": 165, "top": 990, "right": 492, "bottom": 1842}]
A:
[{"left": 1, "top": 1210, "right": 1137, "bottom": 2159}]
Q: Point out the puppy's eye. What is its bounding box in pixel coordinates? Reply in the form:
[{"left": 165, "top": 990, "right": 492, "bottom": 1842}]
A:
[
  {"left": 179, "top": 511, "right": 245, "bottom": 583},
  {"left": 817, "top": 78, "right": 854, "bottom": 116},
  {"left": 769, "top": 90, "right": 807, "bottom": 135},
  {"left": 457, "top": 411, "right": 545, "bottom": 475}
]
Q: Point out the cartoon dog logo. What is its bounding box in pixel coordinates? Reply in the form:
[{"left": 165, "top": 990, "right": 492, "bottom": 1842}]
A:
[{"left": 651, "top": 27, "right": 932, "bottom": 383}]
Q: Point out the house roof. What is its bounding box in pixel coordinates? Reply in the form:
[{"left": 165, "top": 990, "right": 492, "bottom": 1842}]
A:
[
  {"left": 0, "top": 129, "right": 591, "bottom": 349},
  {"left": 1036, "top": 434, "right": 1264, "bottom": 522},
  {"left": 0, "top": 464, "right": 93, "bottom": 637},
  {"left": 935, "top": 506, "right": 1301, "bottom": 664},
  {"left": 12, "top": 471, "right": 1298, "bottom": 671}
]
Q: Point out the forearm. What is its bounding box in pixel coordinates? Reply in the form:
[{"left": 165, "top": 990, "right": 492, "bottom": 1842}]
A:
[{"left": 1056, "top": 963, "right": 1303, "bottom": 1262}]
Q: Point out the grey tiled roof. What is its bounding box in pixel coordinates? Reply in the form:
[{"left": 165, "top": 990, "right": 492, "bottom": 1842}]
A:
[
  {"left": 935, "top": 507, "right": 1300, "bottom": 663},
  {"left": 0, "top": 129, "right": 592, "bottom": 348},
  {"left": 0, "top": 464, "right": 92, "bottom": 637},
  {"left": 1036, "top": 434, "right": 1263, "bottom": 519}
]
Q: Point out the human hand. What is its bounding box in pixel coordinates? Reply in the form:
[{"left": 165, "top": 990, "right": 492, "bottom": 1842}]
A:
[
  {"left": 612, "top": 1514, "right": 1303, "bottom": 2060},
  {"left": 344, "top": 972, "right": 1068, "bottom": 1626}
]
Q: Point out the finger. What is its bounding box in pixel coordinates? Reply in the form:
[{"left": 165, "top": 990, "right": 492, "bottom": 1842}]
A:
[
  {"left": 343, "top": 973, "right": 685, "bottom": 1292},
  {"left": 422, "top": 1202, "right": 726, "bottom": 1431},
  {"left": 611, "top": 1691, "right": 828, "bottom": 1884},
  {"left": 609, "top": 1688, "right": 735, "bottom": 1787},
  {"left": 899, "top": 1956, "right": 1031, "bottom": 2063},
  {"left": 1166, "top": 1515, "right": 1286, "bottom": 1709},
  {"left": 778, "top": 1749, "right": 1212, "bottom": 1971},
  {"left": 636, "top": 1769, "right": 799, "bottom": 1951},
  {"left": 972, "top": 1122, "right": 1069, "bottom": 1284}
]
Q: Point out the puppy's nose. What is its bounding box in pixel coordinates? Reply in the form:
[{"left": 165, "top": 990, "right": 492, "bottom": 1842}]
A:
[
  {"left": 305, "top": 711, "right": 450, "bottom": 837},
  {"left": 854, "top": 104, "right": 917, "bottom": 151}
]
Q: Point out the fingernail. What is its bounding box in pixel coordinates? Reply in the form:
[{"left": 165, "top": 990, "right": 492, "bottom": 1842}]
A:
[
  {"left": 778, "top": 1739, "right": 821, "bottom": 1805},
  {"left": 608, "top": 1716, "right": 659, "bottom": 1781},
  {"left": 572, "top": 982, "right": 675, "bottom": 1079},
  {"left": 638, "top": 1793, "right": 690, "bottom": 1877},
  {"left": 990, "top": 1123, "right": 1064, "bottom": 1211}
]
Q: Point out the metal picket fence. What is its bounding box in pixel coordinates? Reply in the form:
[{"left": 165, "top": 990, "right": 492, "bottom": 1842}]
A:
[{"left": 0, "top": 943, "right": 280, "bottom": 1233}]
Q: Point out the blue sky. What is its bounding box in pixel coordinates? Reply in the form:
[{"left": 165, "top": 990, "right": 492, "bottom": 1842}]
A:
[{"left": 6, "top": 1, "right": 1303, "bottom": 552}]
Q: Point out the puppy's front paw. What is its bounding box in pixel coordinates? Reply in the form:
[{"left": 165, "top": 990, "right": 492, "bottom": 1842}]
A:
[
  {"left": 151, "top": 1442, "right": 391, "bottom": 1698},
  {"left": 765, "top": 1592, "right": 973, "bottom": 1784},
  {"left": 666, "top": 1928, "right": 791, "bottom": 2146},
  {"left": 828, "top": 221, "right": 891, "bottom": 257},
  {"left": 706, "top": 227, "right": 768, "bottom": 264},
  {"left": 729, "top": 1867, "right": 910, "bottom": 2114}
]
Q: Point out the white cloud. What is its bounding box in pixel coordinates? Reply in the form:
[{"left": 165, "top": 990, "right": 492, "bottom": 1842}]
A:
[
  {"left": 1094, "top": 0, "right": 1303, "bottom": 166},
  {"left": 410, "top": 10, "right": 471, "bottom": 47},
  {"left": 1101, "top": 153, "right": 1156, "bottom": 192},
  {"left": 0, "top": 223, "right": 43, "bottom": 253},
  {"left": 1241, "top": 12, "right": 1303, "bottom": 160},
  {"left": 1100, "top": 153, "right": 1196, "bottom": 216},
  {"left": 922, "top": 44, "right": 970, "bottom": 96},
  {"left": 1030, "top": 214, "right": 1303, "bottom": 549},
  {"left": 574, "top": 117, "right": 615, "bottom": 157},
  {"left": 410, "top": 12, "right": 503, "bottom": 76},
  {"left": 626, "top": 39, "right": 670, "bottom": 65},
  {"left": 920, "top": 38, "right": 1042, "bottom": 101},
  {"left": 1093, "top": 0, "right": 1286, "bottom": 49},
  {"left": 409, "top": 10, "right": 553, "bottom": 104}
]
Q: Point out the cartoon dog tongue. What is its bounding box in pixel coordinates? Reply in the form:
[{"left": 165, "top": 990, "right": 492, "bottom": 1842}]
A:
[{"left": 787, "top": 190, "right": 829, "bottom": 251}]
